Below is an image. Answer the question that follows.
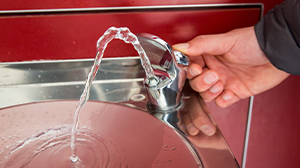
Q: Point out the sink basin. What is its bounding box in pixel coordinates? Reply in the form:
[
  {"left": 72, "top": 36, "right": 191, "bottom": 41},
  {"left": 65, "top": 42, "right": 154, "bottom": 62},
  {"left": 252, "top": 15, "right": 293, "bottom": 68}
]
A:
[
  {"left": 0, "top": 100, "right": 200, "bottom": 167},
  {"left": 0, "top": 57, "right": 239, "bottom": 168}
]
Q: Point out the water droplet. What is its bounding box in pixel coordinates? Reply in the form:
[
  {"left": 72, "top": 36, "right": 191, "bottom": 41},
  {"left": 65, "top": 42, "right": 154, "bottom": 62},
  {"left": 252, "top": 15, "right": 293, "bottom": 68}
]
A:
[
  {"left": 38, "top": 75, "right": 41, "bottom": 78},
  {"left": 70, "top": 155, "right": 79, "bottom": 163},
  {"left": 172, "top": 147, "right": 176, "bottom": 150}
]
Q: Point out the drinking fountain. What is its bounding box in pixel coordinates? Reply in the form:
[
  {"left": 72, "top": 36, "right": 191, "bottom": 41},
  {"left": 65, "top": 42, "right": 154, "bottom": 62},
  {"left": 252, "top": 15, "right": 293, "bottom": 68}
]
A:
[
  {"left": 137, "top": 33, "right": 240, "bottom": 168},
  {"left": 0, "top": 32, "right": 240, "bottom": 168}
]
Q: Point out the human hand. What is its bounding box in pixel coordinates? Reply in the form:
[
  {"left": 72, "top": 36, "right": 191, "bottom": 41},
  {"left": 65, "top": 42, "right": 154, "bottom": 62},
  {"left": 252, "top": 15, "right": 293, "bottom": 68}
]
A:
[
  {"left": 179, "top": 91, "right": 217, "bottom": 137},
  {"left": 173, "top": 26, "right": 289, "bottom": 108}
]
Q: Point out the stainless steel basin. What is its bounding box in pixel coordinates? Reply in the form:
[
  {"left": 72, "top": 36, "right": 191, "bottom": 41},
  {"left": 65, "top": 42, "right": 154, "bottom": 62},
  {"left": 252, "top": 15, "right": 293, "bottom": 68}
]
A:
[
  {"left": 0, "top": 57, "right": 239, "bottom": 167},
  {"left": 0, "top": 100, "right": 202, "bottom": 167}
]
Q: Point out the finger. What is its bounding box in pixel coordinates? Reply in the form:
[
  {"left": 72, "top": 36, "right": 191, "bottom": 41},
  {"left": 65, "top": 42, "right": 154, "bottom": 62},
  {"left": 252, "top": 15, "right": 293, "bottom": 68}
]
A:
[
  {"left": 199, "top": 81, "right": 224, "bottom": 102},
  {"left": 189, "top": 70, "right": 219, "bottom": 92},
  {"left": 182, "top": 113, "right": 200, "bottom": 136},
  {"left": 214, "top": 89, "right": 240, "bottom": 108},
  {"left": 188, "top": 54, "right": 205, "bottom": 68},
  {"left": 188, "top": 94, "right": 216, "bottom": 136},
  {"left": 172, "top": 33, "right": 233, "bottom": 57},
  {"left": 187, "top": 63, "right": 203, "bottom": 79}
]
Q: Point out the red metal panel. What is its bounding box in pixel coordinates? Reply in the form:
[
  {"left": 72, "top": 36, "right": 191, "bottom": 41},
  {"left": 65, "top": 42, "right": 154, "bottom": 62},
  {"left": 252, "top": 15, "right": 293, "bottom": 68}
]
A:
[
  {"left": 246, "top": 75, "right": 300, "bottom": 168},
  {"left": 0, "top": 9, "right": 260, "bottom": 62}
]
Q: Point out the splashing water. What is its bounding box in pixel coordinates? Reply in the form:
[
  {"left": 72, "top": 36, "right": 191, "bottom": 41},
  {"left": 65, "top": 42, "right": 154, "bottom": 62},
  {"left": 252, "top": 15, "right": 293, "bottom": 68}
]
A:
[
  {"left": 0, "top": 125, "right": 128, "bottom": 168},
  {"left": 70, "top": 27, "right": 154, "bottom": 162}
]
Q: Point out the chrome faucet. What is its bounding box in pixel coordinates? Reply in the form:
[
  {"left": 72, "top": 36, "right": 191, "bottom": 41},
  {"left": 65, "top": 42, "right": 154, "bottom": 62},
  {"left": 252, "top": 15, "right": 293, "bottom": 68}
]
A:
[
  {"left": 137, "top": 33, "right": 240, "bottom": 168},
  {"left": 137, "top": 33, "right": 189, "bottom": 135}
]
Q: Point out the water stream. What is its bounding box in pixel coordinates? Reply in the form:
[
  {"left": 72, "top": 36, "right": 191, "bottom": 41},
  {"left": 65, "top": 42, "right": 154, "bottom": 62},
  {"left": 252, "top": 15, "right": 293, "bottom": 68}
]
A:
[
  {"left": 70, "top": 27, "right": 154, "bottom": 163},
  {"left": 0, "top": 27, "right": 156, "bottom": 168}
]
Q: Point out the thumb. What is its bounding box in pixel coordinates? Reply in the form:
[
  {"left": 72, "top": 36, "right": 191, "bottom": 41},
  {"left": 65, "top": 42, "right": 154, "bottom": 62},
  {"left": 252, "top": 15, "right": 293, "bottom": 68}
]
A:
[{"left": 172, "top": 33, "right": 234, "bottom": 57}]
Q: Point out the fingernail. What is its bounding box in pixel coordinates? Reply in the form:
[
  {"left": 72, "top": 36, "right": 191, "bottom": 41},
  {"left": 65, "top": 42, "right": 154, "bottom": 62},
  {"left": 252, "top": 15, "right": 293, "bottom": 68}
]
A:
[
  {"left": 173, "top": 43, "right": 189, "bottom": 53},
  {"left": 222, "top": 92, "right": 232, "bottom": 101},
  {"left": 209, "top": 84, "right": 220, "bottom": 93},
  {"left": 200, "top": 125, "right": 215, "bottom": 136},
  {"left": 187, "top": 124, "right": 199, "bottom": 135},
  {"left": 204, "top": 72, "right": 218, "bottom": 84},
  {"left": 189, "top": 67, "right": 201, "bottom": 77}
]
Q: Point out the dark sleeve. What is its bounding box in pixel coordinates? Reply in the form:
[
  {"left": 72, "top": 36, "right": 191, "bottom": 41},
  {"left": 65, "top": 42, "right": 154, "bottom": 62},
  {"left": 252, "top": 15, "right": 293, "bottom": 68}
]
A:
[{"left": 255, "top": 0, "right": 300, "bottom": 75}]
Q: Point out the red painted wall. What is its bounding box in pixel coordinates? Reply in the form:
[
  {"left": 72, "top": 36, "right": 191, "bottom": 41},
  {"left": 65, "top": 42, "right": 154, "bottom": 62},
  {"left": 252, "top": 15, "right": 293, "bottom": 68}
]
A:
[
  {"left": 246, "top": 76, "right": 300, "bottom": 168},
  {"left": 0, "top": 9, "right": 260, "bottom": 62}
]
